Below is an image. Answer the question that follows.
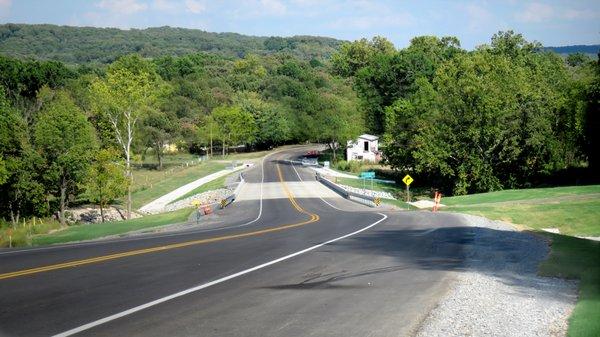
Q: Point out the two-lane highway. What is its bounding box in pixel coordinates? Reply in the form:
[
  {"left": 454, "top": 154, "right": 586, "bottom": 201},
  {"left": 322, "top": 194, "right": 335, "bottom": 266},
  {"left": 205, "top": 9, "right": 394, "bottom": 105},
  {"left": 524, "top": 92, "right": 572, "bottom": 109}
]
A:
[{"left": 0, "top": 147, "right": 470, "bottom": 337}]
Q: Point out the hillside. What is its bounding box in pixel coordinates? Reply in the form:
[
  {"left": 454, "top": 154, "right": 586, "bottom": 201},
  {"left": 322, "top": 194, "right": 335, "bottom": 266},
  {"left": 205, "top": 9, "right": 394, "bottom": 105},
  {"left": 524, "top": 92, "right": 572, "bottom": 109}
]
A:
[
  {"left": 0, "top": 23, "right": 344, "bottom": 64},
  {"left": 545, "top": 44, "right": 599, "bottom": 58}
]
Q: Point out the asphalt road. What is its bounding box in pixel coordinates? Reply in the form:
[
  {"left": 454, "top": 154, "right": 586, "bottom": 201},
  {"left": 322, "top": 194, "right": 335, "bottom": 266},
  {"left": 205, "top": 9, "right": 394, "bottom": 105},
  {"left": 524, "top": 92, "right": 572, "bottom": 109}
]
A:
[{"left": 0, "top": 147, "right": 472, "bottom": 337}]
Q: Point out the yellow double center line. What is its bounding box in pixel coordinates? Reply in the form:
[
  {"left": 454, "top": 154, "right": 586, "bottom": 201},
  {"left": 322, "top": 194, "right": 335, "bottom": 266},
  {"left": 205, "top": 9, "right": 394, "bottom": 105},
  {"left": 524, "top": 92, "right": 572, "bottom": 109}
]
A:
[{"left": 0, "top": 164, "right": 319, "bottom": 281}]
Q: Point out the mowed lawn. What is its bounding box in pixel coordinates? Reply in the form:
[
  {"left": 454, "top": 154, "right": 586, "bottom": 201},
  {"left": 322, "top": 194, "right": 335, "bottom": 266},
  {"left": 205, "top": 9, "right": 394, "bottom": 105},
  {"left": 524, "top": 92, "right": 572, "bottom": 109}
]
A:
[
  {"left": 130, "top": 161, "right": 227, "bottom": 209},
  {"left": 32, "top": 208, "right": 193, "bottom": 246},
  {"left": 444, "top": 185, "right": 600, "bottom": 236},
  {"left": 444, "top": 185, "right": 600, "bottom": 337}
]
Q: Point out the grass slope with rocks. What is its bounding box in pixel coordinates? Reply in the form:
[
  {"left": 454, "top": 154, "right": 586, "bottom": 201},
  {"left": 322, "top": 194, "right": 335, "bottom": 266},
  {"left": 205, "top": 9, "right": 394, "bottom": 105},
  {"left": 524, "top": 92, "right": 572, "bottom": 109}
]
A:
[{"left": 32, "top": 208, "right": 193, "bottom": 246}]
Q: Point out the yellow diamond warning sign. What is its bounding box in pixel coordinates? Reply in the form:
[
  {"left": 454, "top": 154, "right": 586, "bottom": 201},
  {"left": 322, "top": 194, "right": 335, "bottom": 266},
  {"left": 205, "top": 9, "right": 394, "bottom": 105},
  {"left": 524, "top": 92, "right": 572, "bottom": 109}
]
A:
[{"left": 402, "top": 174, "right": 414, "bottom": 186}]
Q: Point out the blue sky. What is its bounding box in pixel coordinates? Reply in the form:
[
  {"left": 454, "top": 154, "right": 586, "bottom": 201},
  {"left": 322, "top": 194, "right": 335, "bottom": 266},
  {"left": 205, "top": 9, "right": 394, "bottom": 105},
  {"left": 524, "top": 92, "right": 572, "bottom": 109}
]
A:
[{"left": 0, "top": 0, "right": 598, "bottom": 49}]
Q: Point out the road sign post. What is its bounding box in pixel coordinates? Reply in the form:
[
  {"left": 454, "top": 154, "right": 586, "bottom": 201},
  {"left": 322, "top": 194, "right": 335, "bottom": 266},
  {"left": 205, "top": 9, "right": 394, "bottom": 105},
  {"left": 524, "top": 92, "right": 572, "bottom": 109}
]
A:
[
  {"left": 402, "top": 174, "right": 414, "bottom": 202},
  {"left": 359, "top": 171, "right": 376, "bottom": 192}
]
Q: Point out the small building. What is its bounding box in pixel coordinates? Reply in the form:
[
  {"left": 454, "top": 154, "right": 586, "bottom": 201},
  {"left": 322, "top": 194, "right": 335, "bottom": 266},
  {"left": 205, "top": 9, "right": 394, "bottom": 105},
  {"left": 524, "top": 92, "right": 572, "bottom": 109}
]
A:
[{"left": 346, "top": 134, "right": 381, "bottom": 162}]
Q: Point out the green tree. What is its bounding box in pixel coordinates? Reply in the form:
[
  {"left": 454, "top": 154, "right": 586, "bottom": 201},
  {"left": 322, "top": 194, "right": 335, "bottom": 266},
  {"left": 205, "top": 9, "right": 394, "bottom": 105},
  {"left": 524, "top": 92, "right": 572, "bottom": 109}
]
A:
[
  {"left": 315, "top": 94, "right": 362, "bottom": 161},
  {"left": 34, "top": 91, "right": 97, "bottom": 225},
  {"left": 91, "top": 54, "right": 163, "bottom": 218},
  {"left": 233, "top": 92, "right": 291, "bottom": 147},
  {"left": 331, "top": 36, "right": 395, "bottom": 77},
  {"left": 211, "top": 105, "right": 257, "bottom": 155},
  {"left": 82, "top": 149, "right": 128, "bottom": 222},
  {"left": 142, "top": 109, "right": 179, "bottom": 170},
  {"left": 197, "top": 115, "right": 220, "bottom": 157},
  {"left": 584, "top": 53, "right": 600, "bottom": 170},
  {"left": 0, "top": 87, "right": 46, "bottom": 225},
  {"left": 566, "top": 52, "right": 592, "bottom": 68},
  {"left": 384, "top": 36, "right": 578, "bottom": 194}
]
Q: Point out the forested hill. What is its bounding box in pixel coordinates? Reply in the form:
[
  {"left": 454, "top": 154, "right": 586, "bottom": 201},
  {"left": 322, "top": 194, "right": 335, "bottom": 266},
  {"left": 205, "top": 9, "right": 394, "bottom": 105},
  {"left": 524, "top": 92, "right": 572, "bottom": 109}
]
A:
[
  {"left": 0, "top": 23, "right": 344, "bottom": 64},
  {"left": 545, "top": 44, "right": 599, "bottom": 57}
]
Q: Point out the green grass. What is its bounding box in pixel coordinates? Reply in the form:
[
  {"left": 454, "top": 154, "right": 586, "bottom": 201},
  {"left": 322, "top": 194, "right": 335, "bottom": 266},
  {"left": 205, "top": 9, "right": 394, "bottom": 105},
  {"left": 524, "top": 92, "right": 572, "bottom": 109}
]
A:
[
  {"left": 442, "top": 185, "right": 600, "bottom": 206},
  {"left": 444, "top": 185, "right": 600, "bottom": 236},
  {"left": 443, "top": 184, "right": 600, "bottom": 337},
  {"left": 140, "top": 152, "right": 199, "bottom": 166},
  {"left": 450, "top": 199, "right": 600, "bottom": 236},
  {"left": 336, "top": 177, "right": 401, "bottom": 195},
  {"left": 211, "top": 150, "right": 272, "bottom": 160},
  {"left": 171, "top": 173, "right": 232, "bottom": 203},
  {"left": 32, "top": 208, "right": 193, "bottom": 246},
  {"left": 131, "top": 161, "right": 227, "bottom": 209},
  {"left": 538, "top": 233, "right": 600, "bottom": 337}
]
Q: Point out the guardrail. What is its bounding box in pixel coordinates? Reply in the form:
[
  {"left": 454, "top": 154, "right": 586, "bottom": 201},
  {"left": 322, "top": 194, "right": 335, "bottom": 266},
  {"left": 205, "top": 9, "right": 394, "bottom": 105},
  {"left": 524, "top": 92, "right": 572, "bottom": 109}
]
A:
[
  {"left": 316, "top": 172, "right": 379, "bottom": 207},
  {"left": 195, "top": 172, "right": 246, "bottom": 223}
]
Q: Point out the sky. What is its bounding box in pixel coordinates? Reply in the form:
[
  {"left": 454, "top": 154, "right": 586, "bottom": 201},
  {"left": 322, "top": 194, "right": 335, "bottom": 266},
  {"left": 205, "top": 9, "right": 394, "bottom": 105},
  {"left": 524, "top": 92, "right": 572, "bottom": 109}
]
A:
[{"left": 0, "top": 0, "right": 598, "bottom": 50}]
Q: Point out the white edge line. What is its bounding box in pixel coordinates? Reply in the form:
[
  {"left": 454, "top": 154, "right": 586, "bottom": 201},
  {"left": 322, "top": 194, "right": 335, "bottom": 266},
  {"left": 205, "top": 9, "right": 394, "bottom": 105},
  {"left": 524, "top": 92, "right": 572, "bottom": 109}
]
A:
[
  {"left": 0, "top": 152, "right": 269, "bottom": 257},
  {"left": 288, "top": 159, "right": 345, "bottom": 211},
  {"left": 52, "top": 212, "right": 387, "bottom": 337}
]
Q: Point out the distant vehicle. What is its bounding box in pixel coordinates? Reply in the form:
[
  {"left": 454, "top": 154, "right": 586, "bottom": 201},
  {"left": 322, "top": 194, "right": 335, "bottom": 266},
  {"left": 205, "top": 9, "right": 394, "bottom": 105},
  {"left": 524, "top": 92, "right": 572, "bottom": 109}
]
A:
[{"left": 304, "top": 150, "right": 320, "bottom": 158}]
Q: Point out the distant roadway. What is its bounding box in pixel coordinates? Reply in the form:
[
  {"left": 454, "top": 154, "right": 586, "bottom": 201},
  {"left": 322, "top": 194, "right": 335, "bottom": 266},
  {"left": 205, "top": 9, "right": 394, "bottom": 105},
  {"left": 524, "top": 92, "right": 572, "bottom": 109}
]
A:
[{"left": 0, "top": 147, "right": 472, "bottom": 337}]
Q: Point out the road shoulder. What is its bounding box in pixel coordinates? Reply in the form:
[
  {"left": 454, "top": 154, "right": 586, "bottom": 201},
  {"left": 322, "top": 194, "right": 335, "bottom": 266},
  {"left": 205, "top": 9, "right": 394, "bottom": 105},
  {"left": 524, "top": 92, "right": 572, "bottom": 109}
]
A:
[{"left": 415, "top": 213, "right": 577, "bottom": 337}]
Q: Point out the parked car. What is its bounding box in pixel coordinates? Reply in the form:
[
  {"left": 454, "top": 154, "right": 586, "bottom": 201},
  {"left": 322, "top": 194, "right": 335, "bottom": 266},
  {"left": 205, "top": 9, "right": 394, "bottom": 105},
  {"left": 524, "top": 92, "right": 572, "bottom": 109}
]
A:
[{"left": 304, "top": 150, "right": 320, "bottom": 158}]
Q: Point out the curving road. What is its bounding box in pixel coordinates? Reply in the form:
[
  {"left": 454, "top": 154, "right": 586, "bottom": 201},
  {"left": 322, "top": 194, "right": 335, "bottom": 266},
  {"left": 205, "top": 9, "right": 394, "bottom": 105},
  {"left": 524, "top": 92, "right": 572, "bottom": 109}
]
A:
[{"left": 0, "top": 147, "right": 472, "bottom": 337}]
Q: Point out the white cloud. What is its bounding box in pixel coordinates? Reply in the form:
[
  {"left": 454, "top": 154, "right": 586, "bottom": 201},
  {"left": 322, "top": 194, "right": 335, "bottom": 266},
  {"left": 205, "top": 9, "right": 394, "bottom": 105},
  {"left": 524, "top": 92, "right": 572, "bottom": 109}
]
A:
[
  {"left": 232, "top": 0, "right": 287, "bottom": 18},
  {"left": 153, "top": 0, "right": 178, "bottom": 12},
  {"left": 96, "top": 0, "right": 148, "bottom": 15},
  {"left": 465, "top": 3, "right": 493, "bottom": 31},
  {"left": 515, "top": 2, "right": 554, "bottom": 23},
  {"left": 515, "top": 2, "right": 600, "bottom": 23},
  {"left": 185, "top": 0, "right": 205, "bottom": 14},
  {"left": 259, "top": 0, "right": 286, "bottom": 16},
  {"left": 328, "top": 12, "right": 413, "bottom": 31},
  {"left": 563, "top": 8, "right": 600, "bottom": 20}
]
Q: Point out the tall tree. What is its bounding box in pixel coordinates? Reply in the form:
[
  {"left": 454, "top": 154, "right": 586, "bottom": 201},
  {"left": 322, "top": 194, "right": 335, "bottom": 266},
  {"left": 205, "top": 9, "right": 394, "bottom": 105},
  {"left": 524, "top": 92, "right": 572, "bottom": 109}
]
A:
[
  {"left": 315, "top": 94, "right": 362, "bottom": 161},
  {"left": 82, "top": 149, "right": 128, "bottom": 223},
  {"left": 211, "top": 105, "right": 257, "bottom": 155},
  {"left": 197, "top": 115, "right": 220, "bottom": 157},
  {"left": 142, "top": 109, "right": 179, "bottom": 170},
  {"left": 91, "top": 54, "right": 162, "bottom": 218},
  {"left": 34, "top": 91, "right": 97, "bottom": 225},
  {"left": 584, "top": 53, "right": 600, "bottom": 171},
  {"left": 0, "top": 87, "right": 46, "bottom": 225}
]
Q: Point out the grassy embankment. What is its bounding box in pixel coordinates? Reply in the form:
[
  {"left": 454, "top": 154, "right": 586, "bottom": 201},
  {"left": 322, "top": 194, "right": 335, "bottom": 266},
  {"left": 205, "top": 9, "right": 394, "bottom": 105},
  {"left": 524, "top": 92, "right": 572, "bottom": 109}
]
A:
[
  {"left": 2, "top": 151, "right": 267, "bottom": 248},
  {"left": 442, "top": 185, "right": 600, "bottom": 337},
  {"left": 32, "top": 208, "right": 193, "bottom": 246},
  {"left": 133, "top": 151, "right": 267, "bottom": 209},
  {"left": 131, "top": 161, "right": 228, "bottom": 209},
  {"left": 171, "top": 173, "right": 234, "bottom": 203}
]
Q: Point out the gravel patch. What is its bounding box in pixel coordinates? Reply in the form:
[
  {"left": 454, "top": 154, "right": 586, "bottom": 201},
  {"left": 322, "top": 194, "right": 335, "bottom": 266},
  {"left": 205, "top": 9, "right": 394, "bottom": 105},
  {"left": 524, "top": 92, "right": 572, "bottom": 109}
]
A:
[
  {"left": 337, "top": 183, "right": 396, "bottom": 200},
  {"left": 416, "top": 214, "right": 578, "bottom": 337},
  {"left": 163, "top": 188, "right": 233, "bottom": 213}
]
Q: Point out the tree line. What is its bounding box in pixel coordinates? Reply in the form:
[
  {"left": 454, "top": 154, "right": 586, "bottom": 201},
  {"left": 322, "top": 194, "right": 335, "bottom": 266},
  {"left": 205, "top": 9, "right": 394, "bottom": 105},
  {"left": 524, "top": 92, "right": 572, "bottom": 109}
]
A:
[
  {"left": 0, "top": 49, "right": 362, "bottom": 225},
  {"left": 332, "top": 31, "right": 599, "bottom": 195},
  {"left": 0, "top": 24, "right": 343, "bottom": 65}
]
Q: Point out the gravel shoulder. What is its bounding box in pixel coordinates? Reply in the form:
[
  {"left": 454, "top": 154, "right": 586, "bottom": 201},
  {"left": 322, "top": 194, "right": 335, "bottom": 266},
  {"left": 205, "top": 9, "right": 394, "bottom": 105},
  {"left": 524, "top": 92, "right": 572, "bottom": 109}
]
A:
[{"left": 416, "top": 213, "right": 578, "bottom": 337}]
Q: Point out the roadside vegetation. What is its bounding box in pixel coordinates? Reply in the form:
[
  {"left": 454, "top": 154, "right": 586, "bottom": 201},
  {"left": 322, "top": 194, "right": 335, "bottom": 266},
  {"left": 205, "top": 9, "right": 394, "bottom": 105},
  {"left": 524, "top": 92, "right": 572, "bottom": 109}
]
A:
[
  {"left": 32, "top": 208, "right": 193, "bottom": 246},
  {"left": 443, "top": 185, "right": 600, "bottom": 235},
  {"left": 171, "top": 173, "right": 233, "bottom": 203},
  {"left": 440, "top": 186, "right": 600, "bottom": 337},
  {"left": 539, "top": 234, "right": 599, "bottom": 337},
  {"left": 131, "top": 161, "right": 227, "bottom": 209}
]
